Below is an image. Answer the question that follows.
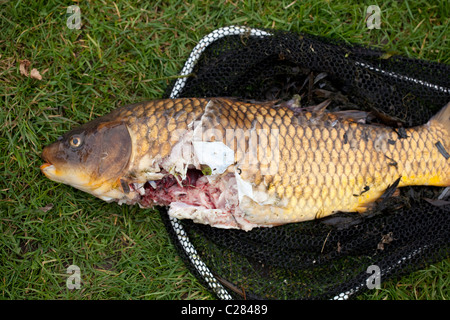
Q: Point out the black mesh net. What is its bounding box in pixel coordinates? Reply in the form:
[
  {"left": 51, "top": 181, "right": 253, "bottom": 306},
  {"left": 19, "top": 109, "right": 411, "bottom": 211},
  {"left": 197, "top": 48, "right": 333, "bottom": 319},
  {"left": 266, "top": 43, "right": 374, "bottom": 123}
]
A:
[{"left": 160, "top": 27, "right": 449, "bottom": 300}]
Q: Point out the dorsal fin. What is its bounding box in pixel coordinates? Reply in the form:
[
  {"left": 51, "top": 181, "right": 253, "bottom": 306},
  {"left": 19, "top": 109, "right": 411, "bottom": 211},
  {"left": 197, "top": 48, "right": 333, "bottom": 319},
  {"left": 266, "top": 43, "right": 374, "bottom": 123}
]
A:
[
  {"left": 328, "top": 110, "right": 373, "bottom": 124},
  {"left": 277, "top": 98, "right": 331, "bottom": 114},
  {"left": 278, "top": 98, "right": 375, "bottom": 125}
]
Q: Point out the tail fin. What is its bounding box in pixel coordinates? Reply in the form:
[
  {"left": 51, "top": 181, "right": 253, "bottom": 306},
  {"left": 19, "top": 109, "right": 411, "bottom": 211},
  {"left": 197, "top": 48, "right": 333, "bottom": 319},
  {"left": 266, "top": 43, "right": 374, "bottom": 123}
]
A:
[
  {"left": 429, "top": 102, "right": 450, "bottom": 186},
  {"left": 430, "top": 102, "right": 450, "bottom": 129}
]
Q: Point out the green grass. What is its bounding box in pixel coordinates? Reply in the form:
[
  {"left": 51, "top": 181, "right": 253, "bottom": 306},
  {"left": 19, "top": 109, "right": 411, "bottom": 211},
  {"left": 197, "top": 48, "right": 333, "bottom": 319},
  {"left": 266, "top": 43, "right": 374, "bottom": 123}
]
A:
[{"left": 0, "top": 0, "right": 448, "bottom": 300}]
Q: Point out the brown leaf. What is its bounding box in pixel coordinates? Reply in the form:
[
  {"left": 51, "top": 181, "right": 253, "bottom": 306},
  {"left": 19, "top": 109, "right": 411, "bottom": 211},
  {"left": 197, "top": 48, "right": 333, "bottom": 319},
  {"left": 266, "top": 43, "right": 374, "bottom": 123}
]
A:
[
  {"left": 377, "top": 232, "right": 394, "bottom": 250},
  {"left": 19, "top": 60, "right": 42, "bottom": 80},
  {"left": 19, "top": 59, "right": 31, "bottom": 76},
  {"left": 39, "top": 203, "right": 54, "bottom": 212},
  {"left": 30, "top": 68, "right": 42, "bottom": 80}
]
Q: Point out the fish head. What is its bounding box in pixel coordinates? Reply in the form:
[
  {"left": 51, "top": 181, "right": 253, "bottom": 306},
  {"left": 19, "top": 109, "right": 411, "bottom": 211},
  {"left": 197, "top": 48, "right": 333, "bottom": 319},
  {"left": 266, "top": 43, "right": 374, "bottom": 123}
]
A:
[{"left": 40, "top": 118, "right": 133, "bottom": 201}]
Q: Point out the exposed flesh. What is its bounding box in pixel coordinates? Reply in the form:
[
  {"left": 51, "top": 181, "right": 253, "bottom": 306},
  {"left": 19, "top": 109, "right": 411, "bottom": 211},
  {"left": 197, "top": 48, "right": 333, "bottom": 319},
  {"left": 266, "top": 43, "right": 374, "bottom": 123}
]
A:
[{"left": 138, "top": 169, "right": 260, "bottom": 230}]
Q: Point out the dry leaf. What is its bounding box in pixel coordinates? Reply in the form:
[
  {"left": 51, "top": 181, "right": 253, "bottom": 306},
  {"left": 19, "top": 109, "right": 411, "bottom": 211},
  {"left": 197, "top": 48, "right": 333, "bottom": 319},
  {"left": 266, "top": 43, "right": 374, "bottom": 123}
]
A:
[
  {"left": 19, "top": 59, "right": 31, "bottom": 76},
  {"left": 377, "top": 232, "right": 394, "bottom": 250},
  {"left": 39, "top": 203, "right": 54, "bottom": 212},
  {"left": 19, "top": 59, "right": 42, "bottom": 80},
  {"left": 30, "top": 68, "right": 42, "bottom": 80}
]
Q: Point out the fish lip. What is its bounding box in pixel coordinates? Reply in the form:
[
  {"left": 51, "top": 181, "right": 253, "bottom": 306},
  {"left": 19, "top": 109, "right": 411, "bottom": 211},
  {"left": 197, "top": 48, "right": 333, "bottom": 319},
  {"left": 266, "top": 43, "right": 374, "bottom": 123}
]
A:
[
  {"left": 40, "top": 162, "right": 54, "bottom": 173},
  {"left": 40, "top": 162, "right": 52, "bottom": 169}
]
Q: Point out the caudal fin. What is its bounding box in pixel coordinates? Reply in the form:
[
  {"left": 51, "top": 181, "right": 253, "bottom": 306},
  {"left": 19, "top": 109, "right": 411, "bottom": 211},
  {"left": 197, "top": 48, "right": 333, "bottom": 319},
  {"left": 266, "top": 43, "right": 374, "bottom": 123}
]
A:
[
  {"left": 430, "top": 101, "right": 450, "bottom": 130},
  {"left": 429, "top": 102, "right": 450, "bottom": 186}
]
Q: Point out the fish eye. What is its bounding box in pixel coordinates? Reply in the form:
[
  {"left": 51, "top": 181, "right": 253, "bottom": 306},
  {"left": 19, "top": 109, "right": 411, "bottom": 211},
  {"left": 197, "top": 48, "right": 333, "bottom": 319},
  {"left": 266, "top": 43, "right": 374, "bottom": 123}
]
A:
[{"left": 69, "top": 135, "right": 83, "bottom": 148}]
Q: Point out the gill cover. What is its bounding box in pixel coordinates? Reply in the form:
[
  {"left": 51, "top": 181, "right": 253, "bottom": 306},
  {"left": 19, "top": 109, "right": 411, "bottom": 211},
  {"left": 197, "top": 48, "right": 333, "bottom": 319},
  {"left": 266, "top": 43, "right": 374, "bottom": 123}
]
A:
[{"left": 90, "top": 121, "right": 132, "bottom": 182}]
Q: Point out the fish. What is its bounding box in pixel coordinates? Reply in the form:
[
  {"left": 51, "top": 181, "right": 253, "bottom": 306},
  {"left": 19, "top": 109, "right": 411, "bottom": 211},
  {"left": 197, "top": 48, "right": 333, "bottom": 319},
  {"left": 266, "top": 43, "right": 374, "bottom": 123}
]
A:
[{"left": 40, "top": 97, "right": 450, "bottom": 231}]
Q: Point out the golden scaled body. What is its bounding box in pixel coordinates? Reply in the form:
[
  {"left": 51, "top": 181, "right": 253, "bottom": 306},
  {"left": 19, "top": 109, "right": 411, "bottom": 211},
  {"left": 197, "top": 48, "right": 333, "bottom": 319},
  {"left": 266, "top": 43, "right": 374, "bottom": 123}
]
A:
[{"left": 112, "top": 97, "right": 449, "bottom": 225}]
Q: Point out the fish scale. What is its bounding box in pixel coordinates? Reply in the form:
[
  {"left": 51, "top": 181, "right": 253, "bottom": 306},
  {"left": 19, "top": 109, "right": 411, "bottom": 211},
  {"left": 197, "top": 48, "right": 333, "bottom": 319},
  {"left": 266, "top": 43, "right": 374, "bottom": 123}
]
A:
[
  {"left": 41, "top": 97, "right": 450, "bottom": 230},
  {"left": 127, "top": 97, "right": 448, "bottom": 223}
]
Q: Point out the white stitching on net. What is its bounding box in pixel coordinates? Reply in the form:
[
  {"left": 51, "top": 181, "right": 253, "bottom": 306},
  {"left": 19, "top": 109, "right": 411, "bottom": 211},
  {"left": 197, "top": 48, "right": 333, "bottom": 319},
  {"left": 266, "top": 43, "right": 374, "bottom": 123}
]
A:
[
  {"left": 168, "top": 26, "right": 271, "bottom": 300},
  {"left": 354, "top": 61, "right": 449, "bottom": 94},
  {"left": 170, "top": 26, "right": 272, "bottom": 99},
  {"left": 331, "top": 244, "right": 430, "bottom": 300}
]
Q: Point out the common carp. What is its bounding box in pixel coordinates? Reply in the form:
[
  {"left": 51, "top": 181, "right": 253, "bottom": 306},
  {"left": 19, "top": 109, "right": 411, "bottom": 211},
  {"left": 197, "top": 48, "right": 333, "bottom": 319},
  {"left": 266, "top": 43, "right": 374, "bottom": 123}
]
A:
[{"left": 40, "top": 98, "right": 450, "bottom": 231}]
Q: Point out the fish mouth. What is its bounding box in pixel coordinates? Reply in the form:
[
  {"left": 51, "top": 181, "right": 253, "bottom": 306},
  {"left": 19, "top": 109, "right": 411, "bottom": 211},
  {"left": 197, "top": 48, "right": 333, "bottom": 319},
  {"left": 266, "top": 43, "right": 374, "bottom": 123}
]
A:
[
  {"left": 40, "top": 162, "right": 55, "bottom": 177},
  {"left": 40, "top": 163, "right": 53, "bottom": 171}
]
